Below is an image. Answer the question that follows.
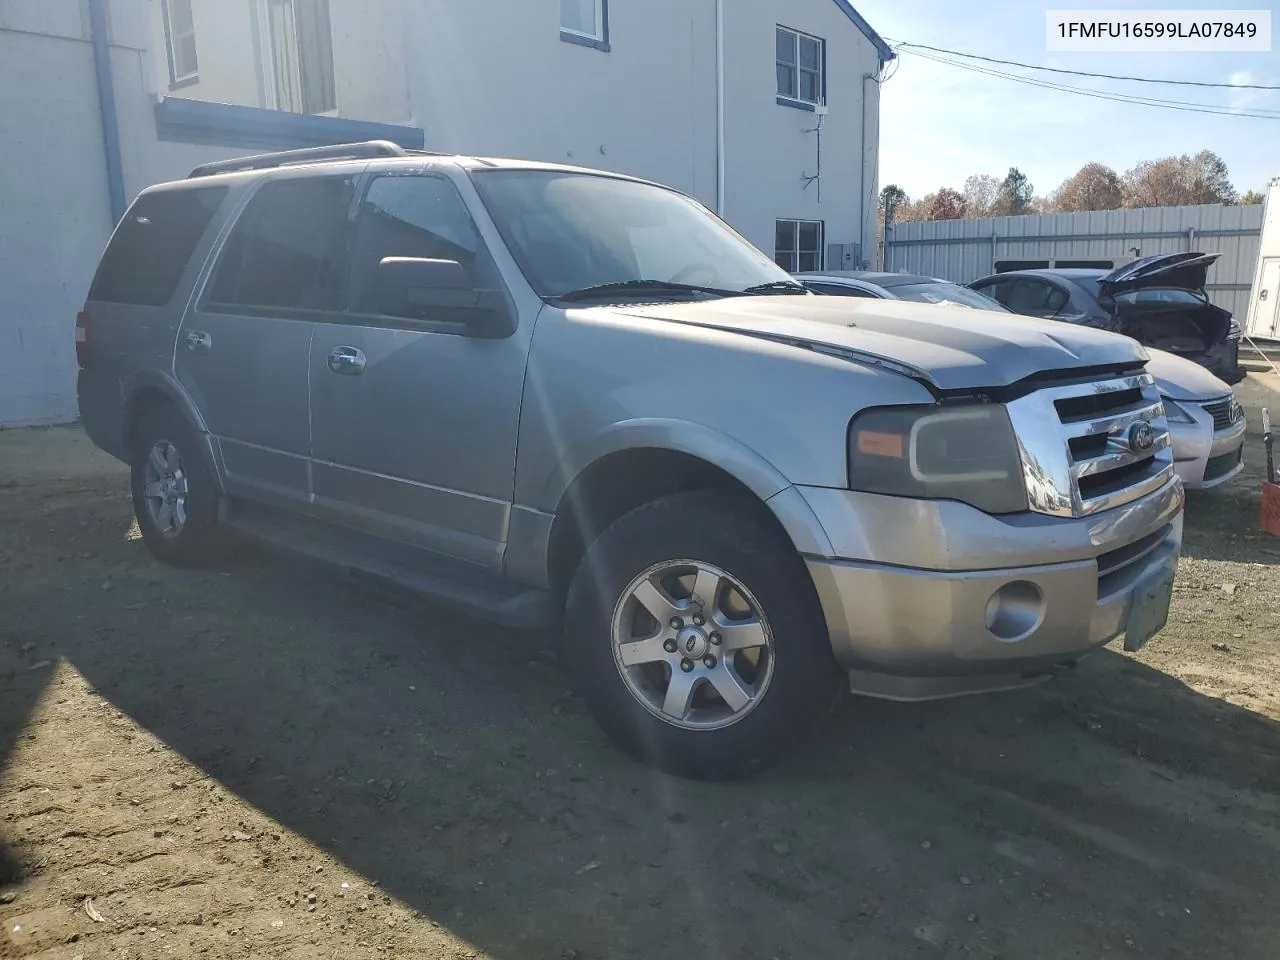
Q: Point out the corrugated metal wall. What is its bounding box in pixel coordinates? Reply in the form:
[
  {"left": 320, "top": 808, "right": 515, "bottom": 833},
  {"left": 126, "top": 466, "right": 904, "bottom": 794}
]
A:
[{"left": 884, "top": 203, "right": 1264, "bottom": 320}]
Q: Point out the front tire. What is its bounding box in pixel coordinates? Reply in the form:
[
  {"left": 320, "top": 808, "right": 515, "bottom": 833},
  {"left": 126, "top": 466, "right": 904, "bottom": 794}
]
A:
[
  {"left": 129, "top": 407, "right": 226, "bottom": 566},
  {"left": 563, "top": 491, "right": 840, "bottom": 779}
]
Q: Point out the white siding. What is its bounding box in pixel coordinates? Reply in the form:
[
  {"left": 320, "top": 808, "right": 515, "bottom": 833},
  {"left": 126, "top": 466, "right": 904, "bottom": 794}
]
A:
[
  {"left": 723, "top": 0, "right": 881, "bottom": 263},
  {"left": 0, "top": 1, "right": 250, "bottom": 427},
  {"left": 401, "top": 0, "right": 720, "bottom": 205}
]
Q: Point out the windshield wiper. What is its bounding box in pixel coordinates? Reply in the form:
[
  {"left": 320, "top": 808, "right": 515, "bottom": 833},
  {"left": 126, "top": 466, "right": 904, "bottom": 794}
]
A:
[
  {"left": 742, "top": 280, "right": 809, "bottom": 295},
  {"left": 555, "top": 280, "right": 744, "bottom": 302}
]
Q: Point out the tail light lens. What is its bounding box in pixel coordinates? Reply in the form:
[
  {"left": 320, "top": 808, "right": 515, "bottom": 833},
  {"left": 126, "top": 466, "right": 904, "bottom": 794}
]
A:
[{"left": 75, "top": 311, "right": 90, "bottom": 368}]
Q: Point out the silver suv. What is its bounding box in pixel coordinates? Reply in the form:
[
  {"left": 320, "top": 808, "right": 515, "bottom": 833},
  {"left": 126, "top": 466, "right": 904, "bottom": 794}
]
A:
[{"left": 77, "top": 142, "right": 1184, "bottom": 778}]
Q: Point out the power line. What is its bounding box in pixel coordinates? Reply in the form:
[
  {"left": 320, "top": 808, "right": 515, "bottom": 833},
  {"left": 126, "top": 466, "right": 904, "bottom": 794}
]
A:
[
  {"left": 897, "top": 46, "right": 1280, "bottom": 120},
  {"left": 888, "top": 40, "right": 1280, "bottom": 91}
]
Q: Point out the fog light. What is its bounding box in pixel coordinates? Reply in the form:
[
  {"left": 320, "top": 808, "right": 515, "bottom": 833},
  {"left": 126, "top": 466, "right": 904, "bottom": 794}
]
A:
[{"left": 985, "top": 581, "right": 1045, "bottom": 643}]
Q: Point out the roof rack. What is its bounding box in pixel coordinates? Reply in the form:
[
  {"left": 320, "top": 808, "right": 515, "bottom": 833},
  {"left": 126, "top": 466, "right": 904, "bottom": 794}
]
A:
[{"left": 187, "top": 140, "right": 415, "bottom": 179}]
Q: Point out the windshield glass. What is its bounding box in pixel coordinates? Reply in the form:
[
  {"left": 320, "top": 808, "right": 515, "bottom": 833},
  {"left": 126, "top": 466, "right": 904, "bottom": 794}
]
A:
[
  {"left": 890, "top": 282, "right": 1009, "bottom": 311},
  {"left": 470, "top": 170, "right": 792, "bottom": 298},
  {"left": 1112, "top": 288, "right": 1208, "bottom": 305}
]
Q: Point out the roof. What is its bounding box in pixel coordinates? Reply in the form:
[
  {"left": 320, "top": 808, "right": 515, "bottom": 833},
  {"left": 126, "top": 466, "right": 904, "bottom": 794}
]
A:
[{"left": 831, "top": 1, "right": 895, "bottom": 63}]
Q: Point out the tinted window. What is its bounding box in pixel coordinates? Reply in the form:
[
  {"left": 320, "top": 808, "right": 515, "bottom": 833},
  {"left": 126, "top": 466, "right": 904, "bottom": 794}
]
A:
[
  {"left": 1113, "top": 288, "right": 1206, "bottom": 306},
  {"left": 89, "top": 187, "right": 226, "bottom": 306},
  {"left": 207, "top": 177, "right": 354, "bottom": 311},
  {"left": 984, "top": 279, "right": 1069, "bottom": 317},
  {"left": 349, "top": 176, "right": 480, "bottom": 315}
]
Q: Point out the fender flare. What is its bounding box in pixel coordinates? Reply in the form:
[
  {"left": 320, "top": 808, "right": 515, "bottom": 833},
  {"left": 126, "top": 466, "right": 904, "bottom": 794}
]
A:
[
  {"left": 120, "top": 371, "right": 224, "bottom": 490},
  {"left": 538, "top": 418, "right": 835, "bottom": 558}
]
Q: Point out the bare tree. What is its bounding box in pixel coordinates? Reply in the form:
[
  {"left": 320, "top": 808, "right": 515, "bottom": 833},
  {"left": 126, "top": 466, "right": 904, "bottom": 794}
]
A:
[
  {"left": 1054, "top": 162, "right": 1123, "bottom": 212},
  {"left": 1122, "top": 151, "right": 1238, "bottom": 207},
  {"left": 962, "top": 174, "right": 1001, "bottom": 218}
]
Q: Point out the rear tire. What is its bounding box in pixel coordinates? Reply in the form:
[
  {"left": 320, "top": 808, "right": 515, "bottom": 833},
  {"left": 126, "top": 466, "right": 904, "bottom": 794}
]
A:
[
  {"left": 129, "top": 406, "right": 227, "bottom": 567},
  {"left": 563, "top": 491, "right": 840, "bottom": 779}
]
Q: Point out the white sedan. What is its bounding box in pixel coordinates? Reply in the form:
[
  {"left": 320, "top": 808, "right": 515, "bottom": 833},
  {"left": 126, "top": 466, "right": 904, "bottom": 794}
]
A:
[
  {"left": 1144, "top": 350, "right": 1246, "bottom": 489},
  {"left": 797, "top": 270, "right": 1247, "bottom": 490}
]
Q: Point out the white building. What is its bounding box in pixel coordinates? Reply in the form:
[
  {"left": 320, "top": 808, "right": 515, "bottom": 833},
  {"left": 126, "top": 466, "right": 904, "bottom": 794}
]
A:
[
  {"left": 0, "top": 0, "right": 890, "bottom": 427},
  {"left": 150, "top": 0, "right": 891, "bottom": 272}
]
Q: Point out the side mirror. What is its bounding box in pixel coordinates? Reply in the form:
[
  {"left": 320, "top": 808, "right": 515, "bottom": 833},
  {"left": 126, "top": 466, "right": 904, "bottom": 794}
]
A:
[{"left": 376, "top": 257, "right": 510, "bottom": 336}]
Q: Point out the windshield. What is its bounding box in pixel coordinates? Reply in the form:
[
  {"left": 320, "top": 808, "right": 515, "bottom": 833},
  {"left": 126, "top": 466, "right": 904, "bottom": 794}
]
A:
[
  {"left": 469, "top": 170, "right": 793, "bottom": 298},
  {"left": 890, "top": 282, "right": 1009, "bottom": 311},
  {"left": 1113, "top": 288, "right": 1209, "bottom": 306}
]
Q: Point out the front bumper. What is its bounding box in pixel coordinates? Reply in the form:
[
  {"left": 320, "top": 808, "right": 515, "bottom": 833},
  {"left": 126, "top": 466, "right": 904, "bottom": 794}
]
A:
[
  {"left": 1168, "top": 404, "right": 1246, "bottom": 490},
  {"left": 782, "top": 479, "right": 1184, "bottom": 699}
]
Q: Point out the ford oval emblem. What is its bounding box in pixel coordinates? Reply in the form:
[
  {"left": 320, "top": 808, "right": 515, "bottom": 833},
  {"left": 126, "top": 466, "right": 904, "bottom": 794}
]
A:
[{"left": 1129, "top": 421, "right": 1156, "bottom": 454}]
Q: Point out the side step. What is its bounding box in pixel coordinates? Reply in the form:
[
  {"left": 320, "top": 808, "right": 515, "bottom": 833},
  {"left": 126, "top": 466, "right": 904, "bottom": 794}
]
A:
[{"left": 220, "top": 501, "right": 556, "bottom": 631}]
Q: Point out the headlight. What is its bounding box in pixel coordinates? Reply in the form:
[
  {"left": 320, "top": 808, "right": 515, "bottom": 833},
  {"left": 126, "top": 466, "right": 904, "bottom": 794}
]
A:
[
  {"left": 1161, "top": 397, "right": 1195, "bottom": 423},
  {"left": 1227, "top": 319, "right": 1241, "bottom": 341},
  {"left": 848, "top": 404, "right": 1027, "bottom": 514}
]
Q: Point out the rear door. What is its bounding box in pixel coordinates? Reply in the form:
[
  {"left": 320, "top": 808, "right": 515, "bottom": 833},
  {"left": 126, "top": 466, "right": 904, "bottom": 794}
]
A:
[
  {"left": 306, "top": 171, "right": 526, "bottom": 568},
  {"left": 178, "top": 174, "right": 357, "bottom": 509}
]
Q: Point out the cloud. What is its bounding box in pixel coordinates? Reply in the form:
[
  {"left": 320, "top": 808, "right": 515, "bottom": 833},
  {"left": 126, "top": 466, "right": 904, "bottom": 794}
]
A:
[{"left": 1226, "top": 70, "right": 1276, "bottom": 113}]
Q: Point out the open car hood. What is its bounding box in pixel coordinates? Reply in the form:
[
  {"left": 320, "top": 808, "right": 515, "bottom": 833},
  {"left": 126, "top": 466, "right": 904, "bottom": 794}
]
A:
[{"left": 1098, "top": 252, "right": 1220, "bottom": 295}]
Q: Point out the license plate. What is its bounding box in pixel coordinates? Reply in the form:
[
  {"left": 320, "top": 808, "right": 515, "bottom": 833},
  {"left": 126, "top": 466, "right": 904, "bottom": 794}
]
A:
[{"left": 1123, "top": 567, "right": 1175, "bottom": 652}]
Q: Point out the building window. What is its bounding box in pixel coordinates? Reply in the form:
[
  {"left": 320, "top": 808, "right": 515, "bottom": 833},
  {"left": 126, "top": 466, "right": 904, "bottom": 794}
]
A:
[
  {"left": 161, "top": 0, "right": 199, "bottom": 86},
  {"left": 265, "top": 0, "right": 337, "bottom": 114},
  {"left": 775, "top": 220, "right": 824, "bottom": 273},
  {"left": 776, "top": 26, "right": 824, "bottom": 105},
  {"left": 561, "top": 0, "right": 609, "bottom": 51}
]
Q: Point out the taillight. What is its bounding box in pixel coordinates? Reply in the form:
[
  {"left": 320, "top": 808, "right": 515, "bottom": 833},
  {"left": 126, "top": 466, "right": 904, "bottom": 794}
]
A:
[{"left": 75, "top": 311, "right": 90, "bottom": 368}]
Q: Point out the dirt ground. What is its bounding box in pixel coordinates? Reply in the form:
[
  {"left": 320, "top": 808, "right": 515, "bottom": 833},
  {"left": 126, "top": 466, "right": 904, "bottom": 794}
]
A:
[{"left": 2, "top": 368, "right": 1280, "bottom": 960}]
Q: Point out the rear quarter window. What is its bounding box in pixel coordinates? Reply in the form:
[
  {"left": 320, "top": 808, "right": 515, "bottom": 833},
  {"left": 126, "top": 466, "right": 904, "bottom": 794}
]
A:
[{"left": 88, "top": 186, "right": 227, "bottom": 306}]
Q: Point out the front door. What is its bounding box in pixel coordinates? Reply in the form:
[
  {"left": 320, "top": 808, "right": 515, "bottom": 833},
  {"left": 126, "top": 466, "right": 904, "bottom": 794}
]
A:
[
  {"left": 307, "top": 171, "right": 527, "bottom": 568},
  {"left": 178, "top": 174, "right": 357, "bottom": 510}
]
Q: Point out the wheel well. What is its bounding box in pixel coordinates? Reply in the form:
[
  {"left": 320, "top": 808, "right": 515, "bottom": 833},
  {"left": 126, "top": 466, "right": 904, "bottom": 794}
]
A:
[
  {"left": 546, "top": 448, "right": 792, "bottom": 596},
  {"left": 122, "top": 387, "right": 178, "bottom": 452}
]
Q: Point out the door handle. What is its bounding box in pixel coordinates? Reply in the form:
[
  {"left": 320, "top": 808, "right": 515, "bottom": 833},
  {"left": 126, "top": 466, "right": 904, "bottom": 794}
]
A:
[
  {"left": 184, "top": 330, "right": 212, "bottom": 353},
  {"left": 327, "top": 346, "right": 366, "bottom": 375}
]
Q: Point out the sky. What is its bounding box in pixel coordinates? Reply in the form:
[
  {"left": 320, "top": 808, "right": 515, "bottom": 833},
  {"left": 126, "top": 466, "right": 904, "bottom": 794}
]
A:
[{"left": 852, "top": 0, "right": 1278, "bottom": 202}]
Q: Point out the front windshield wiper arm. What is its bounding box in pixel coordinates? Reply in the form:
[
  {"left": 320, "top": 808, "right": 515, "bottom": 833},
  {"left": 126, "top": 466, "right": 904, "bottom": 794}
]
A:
[
  {"left": 742, "top": 280, "right": 809, "bottom": 295},
  {"left": 554, "top": 280, "right": 744, "bottom": 302}
]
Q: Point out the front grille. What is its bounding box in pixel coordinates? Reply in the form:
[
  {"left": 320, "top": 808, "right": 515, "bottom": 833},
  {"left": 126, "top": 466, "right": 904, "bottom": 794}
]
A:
[
  {"left": 1097, "top": 526, "right": 1170, "bottom": 579},
  {"left": 1007, "top": 369, "right": 1175, "bottom": 518},
  {"left": 1201, "top": 397, "right": 1242, "bottom": 431},
  {"left": 1055, "top": 387, "right": 1144, "bottom": 422},
  {"left": 1204, "top": 447, "right": 1243, "bottom": 481}
]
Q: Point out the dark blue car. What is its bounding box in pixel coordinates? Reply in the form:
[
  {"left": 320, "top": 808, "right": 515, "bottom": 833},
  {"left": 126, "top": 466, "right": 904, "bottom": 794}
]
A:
[{"left": 968, "top": 253, "right": 1244, "bottom": 384}]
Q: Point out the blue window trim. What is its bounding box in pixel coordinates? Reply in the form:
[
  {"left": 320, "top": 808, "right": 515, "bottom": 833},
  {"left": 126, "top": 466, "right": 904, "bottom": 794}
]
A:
[
  {"left": 776, "top": 96, "right": 816, "bottom": 112},
  {"left": 560, "top": 0, "right": 610, "bottom": 51},
  {"left": 153, "top": 97, "right": 426, "bottom": 151}
]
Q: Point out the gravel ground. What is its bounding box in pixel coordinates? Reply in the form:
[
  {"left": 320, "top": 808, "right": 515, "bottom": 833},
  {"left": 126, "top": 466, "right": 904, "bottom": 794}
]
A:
[{"left": 2, "top": 367, "right": 1279, "bottom": 960}]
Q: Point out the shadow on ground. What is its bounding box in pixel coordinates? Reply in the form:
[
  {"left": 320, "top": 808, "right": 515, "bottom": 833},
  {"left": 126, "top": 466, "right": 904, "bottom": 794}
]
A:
[
  {"left": 3, "top": 406, "right": 1280, "bottom": 958},
  {"left": 4, "top": 526, "right": 1280, "bottom": 958}
]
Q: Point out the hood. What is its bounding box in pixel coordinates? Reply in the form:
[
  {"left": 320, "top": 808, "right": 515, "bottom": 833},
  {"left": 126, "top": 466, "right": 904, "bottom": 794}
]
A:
[
  {"left": 1143, "top": 347, "right": 1232, "bottom": 400},
  {"left": 615, "top": 296, "right": 1148, "bottom": 391},
  {"left": 1098, "top": 252, "right": 1219, "bottom": 295}
]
